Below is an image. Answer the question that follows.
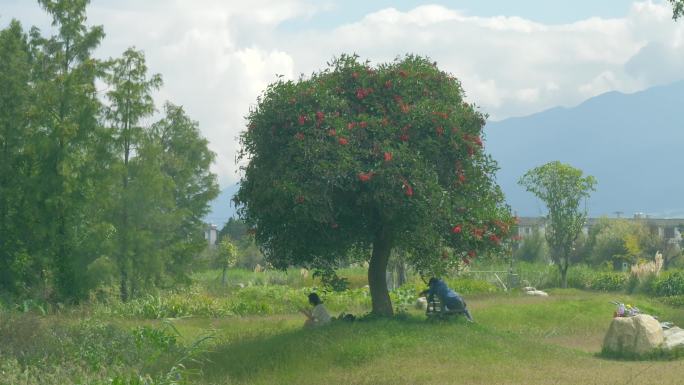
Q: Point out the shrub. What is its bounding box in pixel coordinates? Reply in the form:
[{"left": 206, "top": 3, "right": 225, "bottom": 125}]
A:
[
  {"left": 587, "top": 272, "right": 627, "bottom": 292},
  {"left": 653, "top": 271, "right": 684, "bottom": 297}
]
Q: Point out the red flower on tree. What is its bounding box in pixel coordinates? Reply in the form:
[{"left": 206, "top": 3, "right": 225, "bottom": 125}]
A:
[
  {"left": 472, "top": 228, "right": 483, "bottom": 239},
  {"left": 316, "top": 111, "right": 325, "bottom": 122},
  {"left": 489, "top": 234, "right": 501, "bottom": 245},
  {"left": 400, "top": 134, "right": 409, "bottom": 142},
  {"left": 436, "top": 126, "right": 444, "bottom": 136},
  {"left": 348, "top": 122, "right": 357, "bottom": 129},
  {"left": 295, "top": 132, "right": 305, "bottom": 140},
  {"left": 298, "top": 115, "right": 307, "bottom": 125},
  {"left": 451, "top": 225, "right": 462, "bottom": 234},
  {"left": 384, "top": 152, "right": 392, "bottom": 162},
  {"left": 358, "top": 172, "right": 374, "bottom": 182},
  {"left": 359, "top": 121, "right": 368, "bottom": 129},
  {"left": 328, "top": 129, "right": 337, "bottom": 136},
  {"left": 458, "top": 173, "right": 466, "bottom": 184},
  {"left": 473, "top": 136, "right": 483, "bottom": 147},
  {"left": 338, "top": 137, "right": 349, "bottom": 145},
  {"left": 402, "top": 179, "right": 413, "bottom": 197}
]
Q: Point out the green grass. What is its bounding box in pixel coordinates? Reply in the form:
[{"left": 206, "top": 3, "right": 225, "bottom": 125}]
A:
[
  {"left": 180, "top": 290, "right": 684, "bottom": 385},
  {"left": 7, "top": 269, "right": 684, "bottom": 384}
]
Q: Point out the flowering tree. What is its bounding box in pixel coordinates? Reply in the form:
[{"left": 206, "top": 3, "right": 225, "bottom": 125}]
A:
[{"left": 235, "top": 55, "right": 514, "bottom": 316}]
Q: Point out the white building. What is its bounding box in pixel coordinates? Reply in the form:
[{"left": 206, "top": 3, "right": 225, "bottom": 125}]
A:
[{"left": 204, "top": 224, "right": 218, "bottom": 248}]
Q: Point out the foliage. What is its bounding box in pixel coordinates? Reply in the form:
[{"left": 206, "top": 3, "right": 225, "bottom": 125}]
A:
[
  {"left": 518, "top": 161, "right": 596, "bottom": 288},
  {"left": 587, "top": 218, "right": 660, "bottom": 270},
  {"left": 513, "top": 228, "right": 549, "bottom": 263},
  {"left": 0, "top": 312, "right": 194, "bottom": 384},
  {"left": 670, "top": 0, "right": 684, "bottom": 20},
  {"left": 236, "top": 53, "right": 514, "bottom": 315},
  {"left": 313, "top": 268, "right": 350, "bottom": 292},
  {"left": 0, "top": 2, "right": 217, "bottom": 301},
  {"left": 653, "top": 271, "right": 684, "bottom": 297}
]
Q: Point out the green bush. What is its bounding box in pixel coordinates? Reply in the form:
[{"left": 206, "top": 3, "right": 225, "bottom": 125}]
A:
[
  {"left": 0, "top": 313, "right": 190, "bottom": 384},
  {"left": 653, "top": 271, "right": 684, "bottom": 297},
  {"left": 587, "top": 272, "right": 627, "bottom": 292}
]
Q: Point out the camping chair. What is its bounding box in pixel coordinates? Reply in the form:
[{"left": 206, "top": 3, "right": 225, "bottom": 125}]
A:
[{"left": 426, "top": 298, "right": 468, "bottom": 320}]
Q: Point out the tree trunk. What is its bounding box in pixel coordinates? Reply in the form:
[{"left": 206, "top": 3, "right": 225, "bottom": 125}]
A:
[
  {"left": 368, "top": 228, "right": 393, "bottom": 316},
  {"left": 397, "top": 260, "right": 407, "bottom": 287},
  {"left": 560, "top": 258, "right": 568, "bottom": 289},
  {"left": 120, "top": 266, "right": 128, "bottom": 302}
]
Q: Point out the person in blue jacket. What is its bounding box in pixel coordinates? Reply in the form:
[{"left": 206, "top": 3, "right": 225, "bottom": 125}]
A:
[{"left": 420, "top": 277, "right": 473, "bottom": 321}]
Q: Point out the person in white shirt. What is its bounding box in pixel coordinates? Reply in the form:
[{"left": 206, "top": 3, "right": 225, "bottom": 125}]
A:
[{"left": 300, "top": 292, "right": 331, "bottom": 327}]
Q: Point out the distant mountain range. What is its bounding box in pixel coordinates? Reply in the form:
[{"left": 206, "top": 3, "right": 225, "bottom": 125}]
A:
[
  {"left": 486, "top": 80, "right": 684, "bottom": 218},
  {"left": 206, "top": 81, "right": 684, "bottom": 226}
]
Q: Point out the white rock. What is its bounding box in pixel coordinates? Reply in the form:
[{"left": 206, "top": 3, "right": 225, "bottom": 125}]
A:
[
  {"left": 522, "top": 286, "right": 536, "bottom": 292},
  {"left": 663, "top": 326, "right": 684, "bottom": 350},
  {"left": 415, "top": 297, "right": 427, "bottom": 310},
  {"left": 603, "top": 314, "right": 664, "bottom": 354},
  {"left": 525, "top": 290, "right": 549, "bottom": 297}
]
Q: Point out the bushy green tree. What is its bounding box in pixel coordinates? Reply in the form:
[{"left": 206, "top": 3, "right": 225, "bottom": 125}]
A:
[
  {"left": 514, "top": 228, "right": 549, "bottom": 263},
  {"left": 219, "top": 217, "right": 248, "bottom": 242},
  {"left": 151, "top": 103, "right": 220, "bottom": 281},
  {"left": 217, "top": 238, "right": 238, "bottom": 286},
  {"left": 0, "top": 20, "right": 36, "bottom": 295},
  {"left": 0, "top": 2, "right": 218, "bottom": 302},
  {"left": 29, "top": 0, "right": 106, "bottom": 299},
  {"left": 104, "top": 47, "right": 163, "bottom": 300},
  {"left": 235, "top": 55, "right": 514, "bottom": 315},
  {"left": 588, "top": 218, "right": 669, "bottom": 270},
  {"left": 519, "top": 161, "right": 596, "bottom": 288}
]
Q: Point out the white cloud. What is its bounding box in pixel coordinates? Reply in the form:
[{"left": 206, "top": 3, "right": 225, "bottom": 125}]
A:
[{"left": 5, "top": 1, "right": 684, "bottom": 186}]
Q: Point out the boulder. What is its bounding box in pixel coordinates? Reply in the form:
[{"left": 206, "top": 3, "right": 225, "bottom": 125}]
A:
[
  {"left": 663, "top": 326, "right": 684, "bottom": 350},
  {"left": 603, "top": 314, "right": 664, "bottom": 354},
  {"left": 415, "top": 297, "right": 427, "bottom": 310}
]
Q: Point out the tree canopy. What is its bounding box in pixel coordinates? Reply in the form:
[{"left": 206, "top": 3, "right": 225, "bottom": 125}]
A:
[
  {"left": 669, "top": 0, "right": 684, "bottom": 20},
  {"left": 519, "top": 161, "right": 596, "bottom": 288},
  {"left": 0, "top": 0, "right": 218, "bottom": 301},
  {"left": 235, "top": 54, "right": 514, "bottom": 315}
]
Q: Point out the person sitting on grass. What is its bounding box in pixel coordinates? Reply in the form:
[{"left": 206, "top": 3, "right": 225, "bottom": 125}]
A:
[
  {"left": 419, "top": 277, "right": 474, "bottom": 322},
  {"left": 300, "top": 293, "right": 332, "bottom": 327}
]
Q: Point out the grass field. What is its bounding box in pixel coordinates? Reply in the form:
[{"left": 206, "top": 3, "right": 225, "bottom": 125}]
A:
[
  {"left": 168, "top": 289, "right": 684, "bottom": 385},
  {"left": 4, "top": 272, "right": 684, "bottom": 384}
]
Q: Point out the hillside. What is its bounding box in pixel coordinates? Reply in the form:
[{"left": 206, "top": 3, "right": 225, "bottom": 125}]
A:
[{"left": 485, "top": 81, "right": 684, "bottom": 217}]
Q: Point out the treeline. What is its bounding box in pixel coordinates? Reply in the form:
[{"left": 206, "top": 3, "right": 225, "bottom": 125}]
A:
[
  {"left": 515, "top": 218, "right": 683, "bottom": 269},
  {"left": 0, "top": 1, "right": 218, "bottom": 302}
]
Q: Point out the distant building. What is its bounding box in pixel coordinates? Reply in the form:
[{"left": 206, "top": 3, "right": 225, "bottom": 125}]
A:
[
  {"left": 204, "top": 224, "right": 218, "bottom": 248},
  {"left": 516, "top": 216, "right": 683, "bottom": 244}
]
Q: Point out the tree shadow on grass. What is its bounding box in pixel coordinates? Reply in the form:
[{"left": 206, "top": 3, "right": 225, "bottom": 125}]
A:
[{"left": 196, "top": 314, "right": 466, "bottom": 383}]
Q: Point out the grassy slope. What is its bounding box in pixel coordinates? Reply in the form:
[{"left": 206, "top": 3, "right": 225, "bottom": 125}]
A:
[{"left": 178, "top": 290, "right": 684, "bottom": 385}]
